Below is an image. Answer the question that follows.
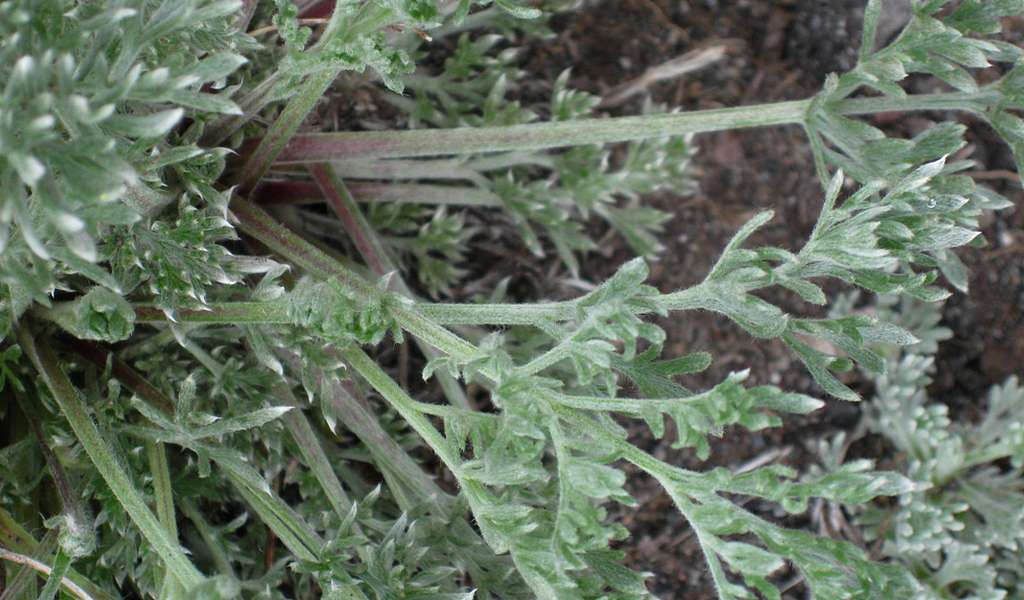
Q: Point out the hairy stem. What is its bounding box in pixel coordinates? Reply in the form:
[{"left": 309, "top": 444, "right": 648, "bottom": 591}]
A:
[
  {"left": 234, "top": 3, "right": 396, "bottom": 191},
  {"left": 231, "top": 198, "right": 377, "bottom": 296},
  {"left": 146, "top": 442, "right": 178, "bottom": 538},
  {"left": 16, "top": 326, "right": 205, "bottom": 590},
  {"left": 339, "top": 346, "right": 462, "bottom": 474},
  {"left": 289, "top": 152, "right": 551, "bottom": 183},
  {"left": 309, "top": 163, "right": 473, "bottom": 409},
  {"left": 235, "top": 68, "right": 342, "bottom": 192},
  {"left": 255, "top": 179, "right": 502, "bottom": 207},
  {"left": 135, "top": 302, "right": 291, "bottom": 324},
  {"left": 273, "top": 91, "right": 994, "bottom": 162},
  {"left": 37, "top": 548, "right": 71, "bottom": 600},
  {"left": 135, "top": 285, "right": 696, "bottom": 330},
  {"left": 178, "top": 499, "right": 236, "bottom": 579},
  {"left": 272, "top": 381, "right": 354, "bottom": 518},
  {"left": 0, "top": 548, "right": 92, "bottom": 600},
  {"left": 309, "top": 164, "right": 394, "bottom": 274},
  {"left": 275, "top": 348, "right": 452, "bottom": 513}
]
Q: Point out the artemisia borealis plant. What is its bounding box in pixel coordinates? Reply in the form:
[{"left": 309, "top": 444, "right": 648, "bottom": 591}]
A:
[{"left": 0, "top": 1, "right": 1021, "bottom": 598}]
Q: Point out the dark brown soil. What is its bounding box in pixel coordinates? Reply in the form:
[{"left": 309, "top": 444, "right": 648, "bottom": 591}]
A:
[{"left": 503, "top": 1, "right": 1023, "bottom": 598}]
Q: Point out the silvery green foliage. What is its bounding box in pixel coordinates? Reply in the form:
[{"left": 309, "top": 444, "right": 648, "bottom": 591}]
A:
[
  {"left": 373, "top": 32, "right": 697, "bottom": 282},
  {"left": 366, "top": 203, "right": 476, "bottom": 298},
  {"left": 269, "top": 0, "right": 541, "bottom": 96},
  {"left": 819, "top": 0, "right": 1024, "bottom": 178},
  {"left": 392, "top": 2, "right": 1024, "bottom": 596},
  {"left": 417, "top": 219, "right": 931, "bottom": 598},
  {"left": 286, "top": 276, "right": 407, "bottom": 345},
  {"left": 48, "top": 286, "right": 137, "bottom": 342},
  {"left": 271, "top": 0, "right": 414, "bottom": 94},
  {"left": 1, "top": 1, "right": 1023, "bottom": 599},
  {"left": 0, "top": 0, "right": 254, "bottom": 317},
  {"left": 838, "top": 298, "right": 1024, "bottom": 600},
  {"left": 805, "top": 0, "right": 1022, "bottom": 299},
  {"left": 108, "top": 193, "right": 250, "bottom": 316},
  {"left": 258, "top": 4, "right": 614, "bottom": 296},
  {"left": 292, "top": 487, "right": 492, "bottom": 600}
]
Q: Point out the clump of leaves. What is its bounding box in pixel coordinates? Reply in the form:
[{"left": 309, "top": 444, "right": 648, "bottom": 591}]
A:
[
  {"left": 0, "top": 1, "right": 1022, "bottom": 599},
  {"left": 0, "top": 0, "right": 255, "bottom": 311},
  {"left": 815, "top": 297, "right": 1024, "bottom": 600}
]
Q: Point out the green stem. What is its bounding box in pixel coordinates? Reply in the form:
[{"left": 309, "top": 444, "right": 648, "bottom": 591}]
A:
[
  {"left": 176, "top": 335, "right": 224, "bottom": 379},
  {"left": 127, "top": 279, "right": 738, "bottom": 344},
  {"left": 339, "top": 346, "right": 462, "bottom": 474},
  {"left": 309, "top": 163, "right": 473, "bottom": 409},
  {"left": 275, "top": 348, "right": 455, "bottom": 517},
  {"left": 231, "top": 198, "right": 377, "bottom": 297},
  {"left": 315, "top": 152, "right": 550, "bottom": 182},
  {"left": 178, "top": 499, "right": 235, "bottom": 580},
  {"left": 226, "top": 472, "right": 321, "bottom": 563},
  {"left": 548, "top": 390, "right": 717, "bottom": 413},
  {"left": 276, "top": 99, "right": 807, "bottom": 162},
  {"left": 415, "top": 300, "right": 577, "bottom": 325},
  {"left": 332, "top": 158, "right": 491, "bottom": 184},
  {"left": 272, "top": 381, "right": 354, "bottom": 518},
  {"left": 803, "top": 118, "right": 832, "bottom": 190},
  {"left": 234, "top": 4, "right": 396, "bottom": 191},
  {"left": 0, "top": 548, "right": 90, "bottom": 600},
  {"left": 255, "top": 180, "right": 502, "bottom": 207},
  {"left": 541, "top": 402, "right": 572, "bottom": 561},
  {"left": 234, "top": 67, "right": 340, "bottom": 192},
  {"left": 135, "top": 303, "right": 289, "bottom": 325},
  {"left": 16, "top": 327, "right": 204, "bottom": 590},
  {"left": 37, "top": 547, "right": 71, "bottom": 600},
  {"left": 146, "top": 442, "right": 178, "bottom": 538},
  {"left": 416, "top": 285, "right": 714, "bottom": 326},
  {"left": 274, "top": 92, "right": 995, "bottom": 162},
  {"left": 464, "top": 152, "right": 557, "bottom": 172},
  {"left": 192, "top": 445, "right": 347, "bottom": 589}
]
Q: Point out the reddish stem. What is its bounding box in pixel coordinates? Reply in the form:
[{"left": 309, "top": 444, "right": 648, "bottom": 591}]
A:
[
  {"left": 308, "top": 163, "right": 389, "bottom": 275},
  {"left": 298, "top": 0, "right": 334, "bottom": 18}
]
